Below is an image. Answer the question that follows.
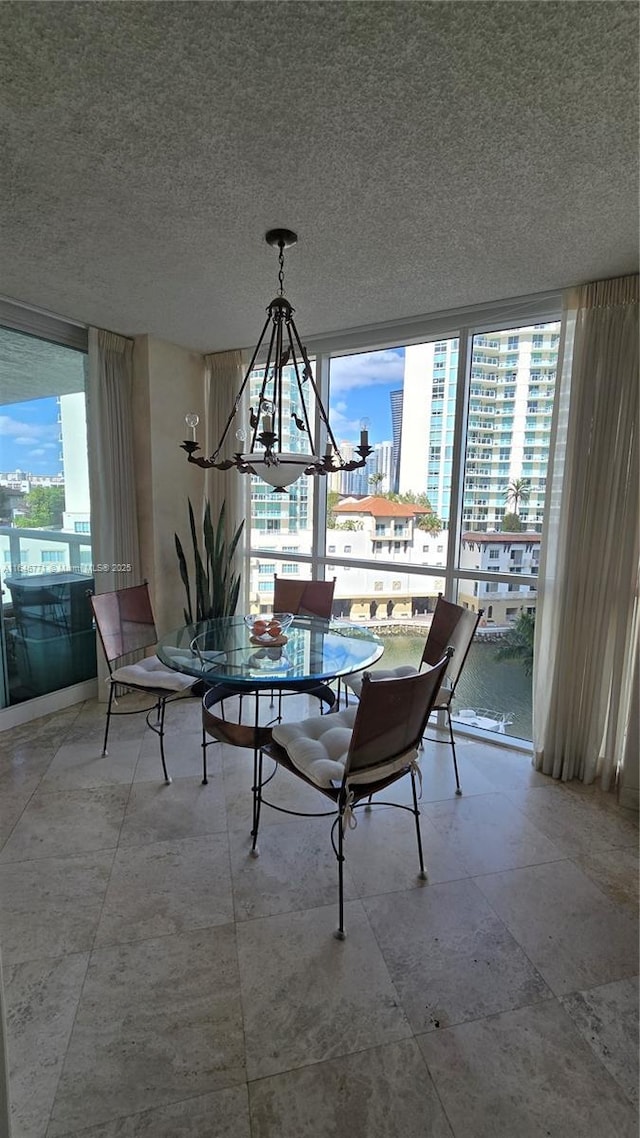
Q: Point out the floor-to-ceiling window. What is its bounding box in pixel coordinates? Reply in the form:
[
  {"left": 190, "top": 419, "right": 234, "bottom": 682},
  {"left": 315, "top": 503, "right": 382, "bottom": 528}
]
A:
[
  {"left": 247, "top": 297, "right": 561, "bottom": 744},
  {"left": 0, "top": 319, "right": 94, "bottom": 706}
]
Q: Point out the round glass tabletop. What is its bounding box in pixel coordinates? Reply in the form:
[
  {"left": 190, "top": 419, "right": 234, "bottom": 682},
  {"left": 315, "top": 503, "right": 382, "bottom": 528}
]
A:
[{"left": 157, "top": 614, "right": 384, "bottom": 688}]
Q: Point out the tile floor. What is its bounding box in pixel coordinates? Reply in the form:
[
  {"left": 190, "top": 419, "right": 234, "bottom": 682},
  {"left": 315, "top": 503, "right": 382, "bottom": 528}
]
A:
[{"left": 0, "top": 693, "right": 638, "bottom": 1137}]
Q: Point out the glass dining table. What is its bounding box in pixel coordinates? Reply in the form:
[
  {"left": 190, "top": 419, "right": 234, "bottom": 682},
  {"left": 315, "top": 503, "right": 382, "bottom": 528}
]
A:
[{"left": 156, "top": 613, "right": 384, "bottom": 760}]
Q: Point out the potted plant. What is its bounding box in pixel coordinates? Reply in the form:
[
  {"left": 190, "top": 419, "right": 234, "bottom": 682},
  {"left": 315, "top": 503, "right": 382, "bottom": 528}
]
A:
[{"left": 174, "top": 498, "right": 244, "bottom": 625}]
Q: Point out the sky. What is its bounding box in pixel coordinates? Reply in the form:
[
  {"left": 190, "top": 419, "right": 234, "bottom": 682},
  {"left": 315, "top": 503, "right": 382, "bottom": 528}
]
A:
[
  {"left": 0, "top": 345, "right": 407, "bottom": 479},
  {"left": 0, "top": 397, "right": 62, "bottom": 476},
  {"left": 328, "top": 347, "right": 405, "bottom": 444}
]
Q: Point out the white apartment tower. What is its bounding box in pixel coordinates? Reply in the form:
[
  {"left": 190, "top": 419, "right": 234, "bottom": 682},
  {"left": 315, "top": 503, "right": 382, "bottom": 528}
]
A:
[{"left": 399, "top": 325, "right": 559, "bottom": 531}]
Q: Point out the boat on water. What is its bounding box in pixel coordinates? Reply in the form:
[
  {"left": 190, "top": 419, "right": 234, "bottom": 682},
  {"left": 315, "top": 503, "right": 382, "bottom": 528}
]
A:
[{"left": 452, "top": 707, "right": 514, "bottom": 733}]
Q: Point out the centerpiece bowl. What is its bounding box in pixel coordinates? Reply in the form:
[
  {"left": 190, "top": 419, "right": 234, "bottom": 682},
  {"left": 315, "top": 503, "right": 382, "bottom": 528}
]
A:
[{"left": 244, "top": 612, "right": 294, "bottom": 645}]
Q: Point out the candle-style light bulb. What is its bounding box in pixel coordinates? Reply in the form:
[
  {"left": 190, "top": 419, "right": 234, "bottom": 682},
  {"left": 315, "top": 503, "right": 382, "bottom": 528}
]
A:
[
  {"left": 261, "top": 400, "right": 274, "bottom": 434},
  {"left": 359, "top": 417, "right": 370, "bottom": 448},
  {"left": 185, "top": 412, "right": 199, "bottom": 441}
]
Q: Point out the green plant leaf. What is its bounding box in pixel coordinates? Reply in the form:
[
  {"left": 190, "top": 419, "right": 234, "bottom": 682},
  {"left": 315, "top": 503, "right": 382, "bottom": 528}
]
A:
[
  {"left": 174, "top": 532, "right": 193, "bottom": 624},
  {"left": 176, "top": 497, "right": 244, "bottom": 625}
]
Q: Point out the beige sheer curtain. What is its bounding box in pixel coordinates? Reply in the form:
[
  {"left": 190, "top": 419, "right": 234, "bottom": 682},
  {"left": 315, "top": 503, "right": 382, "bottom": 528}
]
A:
[
  {"left": 533, "top": 275, "right": 639, "bottom": 789},
  {"left": 86, "top": 328, "right": 141, "bottom": 595},
  {"left": 204, "top": 349, "right": 249, "bottom": 611}
]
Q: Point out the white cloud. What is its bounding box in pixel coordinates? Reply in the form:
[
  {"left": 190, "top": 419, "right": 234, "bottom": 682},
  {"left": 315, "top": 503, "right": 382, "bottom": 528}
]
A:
[
  {"left": 330, "top": 349, "right": 405, "bottom": 394},
  {"left": 0, "top": 415, "right": 58, "bottom": 442},
  {"left": 326, "top": 406, "right": 366, "bottom": 442},
  {"left": 30, "top": 448, "right": 46, "bottom": 457}
]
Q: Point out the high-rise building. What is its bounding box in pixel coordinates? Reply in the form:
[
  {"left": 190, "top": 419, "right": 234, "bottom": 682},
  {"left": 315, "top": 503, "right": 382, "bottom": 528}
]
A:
[
  {"left": 399, "top": 326, "right": 559, "bottom": 531},
  {"left": 249, "top": 367, "right": 310, "bottom": 535},
  {"left": 389, "top": 389, "right": 403, "bottom": 492}
]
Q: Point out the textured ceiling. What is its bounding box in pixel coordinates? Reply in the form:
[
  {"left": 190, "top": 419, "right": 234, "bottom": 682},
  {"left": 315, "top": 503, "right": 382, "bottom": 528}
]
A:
[{"left": 0, "top": 1, "right": 637, "bottom": 353}]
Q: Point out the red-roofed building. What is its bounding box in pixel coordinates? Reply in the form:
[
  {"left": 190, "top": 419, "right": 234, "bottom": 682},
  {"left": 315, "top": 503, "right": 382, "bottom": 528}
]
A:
[{"left": 333, "top": 496, "right": 432, "bottom": 557}]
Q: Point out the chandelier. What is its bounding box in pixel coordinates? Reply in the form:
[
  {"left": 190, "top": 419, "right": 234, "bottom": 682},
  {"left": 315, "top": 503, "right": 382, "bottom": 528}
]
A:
[{"left": 181, "top": 229, "right": 373, "bottom": 492}]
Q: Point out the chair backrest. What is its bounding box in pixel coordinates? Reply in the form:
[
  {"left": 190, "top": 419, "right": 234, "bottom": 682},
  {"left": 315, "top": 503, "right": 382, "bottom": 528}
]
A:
[
  {"left": 345, "top": 653, "right": 451, "bottom": 780},
  {"left": 89, "top": 583, "right": 158, "bottom": 667},
  {"left": 273, "top": 575, "right": 336, "bottom": 618},
  {"left": 421, "top": 595, "right": 482, "bottom": 694}
]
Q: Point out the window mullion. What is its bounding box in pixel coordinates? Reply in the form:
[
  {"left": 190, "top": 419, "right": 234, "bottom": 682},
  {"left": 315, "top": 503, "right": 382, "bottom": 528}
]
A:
[{"left": 444, "top": 326, "right": 471, "bottom": 601}]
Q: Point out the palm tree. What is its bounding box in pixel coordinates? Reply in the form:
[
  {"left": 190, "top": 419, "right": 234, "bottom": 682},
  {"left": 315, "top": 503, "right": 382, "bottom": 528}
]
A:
[
  {"left": 504, "top": 477, "right": 531, "bottom": 514},
  {"left": 368, "top": 472, "right": 384, "bottom": 492},
  {"left": 495, "top": 611, "right": 535, "bottom": 676},
  {"left": 416, "top": 512, "right": 443, "bottom": 536}
]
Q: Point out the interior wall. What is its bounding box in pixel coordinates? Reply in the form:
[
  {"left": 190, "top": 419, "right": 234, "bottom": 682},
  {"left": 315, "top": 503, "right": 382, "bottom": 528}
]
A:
[{"left": 132, "top": 335, "right": 206, "bottom": 635}]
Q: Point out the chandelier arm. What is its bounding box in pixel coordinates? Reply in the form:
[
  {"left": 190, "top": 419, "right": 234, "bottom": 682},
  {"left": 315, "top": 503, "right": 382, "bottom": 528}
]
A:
[
  {"left": 288, "top": 318, "right": 341, "bottom": 455},
  {"left": 275, "top": 303, "right": 285, "bottom": 447},
  {"left": 208, "top": 312, "right": 272, "bottom": 461},
  {"left": 252, "top": 315, "right": 279, "bottom": 451},
  {"left": 286, "top": 323, "right": 314, "bottom": 446}
]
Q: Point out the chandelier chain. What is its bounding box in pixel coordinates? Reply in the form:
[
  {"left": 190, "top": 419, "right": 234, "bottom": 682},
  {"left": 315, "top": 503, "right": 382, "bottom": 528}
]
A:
[{"left": 278, "top": 242, "right": 285, "bottom": 296}]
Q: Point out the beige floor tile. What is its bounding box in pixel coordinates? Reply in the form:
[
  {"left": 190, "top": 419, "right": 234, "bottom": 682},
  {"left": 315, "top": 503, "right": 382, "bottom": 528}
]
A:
[
  {"left": 119, "top": 774, "right": 227, "bottom": 847},
  {"left": 507, "top": 784, "right": 639, "bottom": 855},
  {"left": 94, "top": 833, "right": 233, "bottom": 946},
  {"left": 561, "top": 976, "right": 639, "bottom": 1106},
  {"left": 571, "top": 843, "right": 640, "bottom": 911},
  {"left": 0, "top": 748, "right": 53, "bottom": 788},
  {"left": 0, "top": 850, "right": 113, "bottom": 963},
  {"left": 48, "top": 926, "right": 245, "bottom": 1135},
  {"left": 364, "top": 877, "right": 551, "bottom": 1033},
  {"left": 424, "top": 791, "right": 564, "bottom": 875},
  {"left": 417, "top": 1000, "right": 638, "bottom": 1138},
  {"left": 0, "top": 786, "right": 38, "bottom": 852},
  {"left": 41, "top": 740, "right": 141, "bottom": 790},
  {"left": 134, "top": 729, "right": 205, "bottom": 782},
  {"left": 237, "top": 902, "right": 412, "bottom": 1081},
  {"left": 344, "top": 806, "right": 468, "bottom": 895},
  {"left": 6, "top": 952, "right": 89, "bottom": 1138},
  {"left": 0, "top": 786, "right": 129, "bottom": 862},
  {"left": 223, "top": 749, "right": 328, "bottom": 832},
  {"left": 1, "top": 698, "right": 635, "bottom": 1138},
  {"left": 229, "top": 816, "right": 357, "bottom": 922},
  {"left": 48, "top": 1086, "right": 251, "bottom": 1137},
  {"left": 249, "top": 1038, "right": 454, "bottom": 1138},
  {"left": 377, "top": 745, "right": 498, "bottom": 803},
  {"left": 475, "top": 859, "right": 639, "bottom": 994},
  {"left": 463, "top": 743, "right": 549, "bottom": 791}
]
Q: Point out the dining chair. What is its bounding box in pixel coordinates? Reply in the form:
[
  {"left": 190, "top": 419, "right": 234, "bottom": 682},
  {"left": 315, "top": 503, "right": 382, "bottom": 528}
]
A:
[
  {"left": 89, "top": 582, "right": 196, "bottom": 782},
  {"left": 253, "top": 652, "right": 452, "bottom": 938},
  {"left": 273, "top": 574, "right": 336, "bottom": 618},
  {"left": 265, "top": 575, "right": 337, "bottom": 717},
  {"left": 344, "top": 595, "right": 483, "bottom": 795}
]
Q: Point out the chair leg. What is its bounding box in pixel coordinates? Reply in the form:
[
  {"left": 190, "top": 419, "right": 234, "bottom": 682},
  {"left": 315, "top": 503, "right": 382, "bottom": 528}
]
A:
[
  {"left": 410, "top": 769, "right": 428, "bottom": 880},
  {"left": 250, "top": 749, "right": 263, "bottom": 857},
  {"left": 447, "top": 708, "right": 462, "bottom": 795},
  {"left": 201, "top": 726, "right": 208, "bottom": 785},
  {"left": 157, "top": 698, "right": 171, "bottom": 785},
  {"left": 101, "top": 685, "right": 115, "bottom": 757},
  {"left": 334, "top": 811, "right": 346, "bottom": 940}
]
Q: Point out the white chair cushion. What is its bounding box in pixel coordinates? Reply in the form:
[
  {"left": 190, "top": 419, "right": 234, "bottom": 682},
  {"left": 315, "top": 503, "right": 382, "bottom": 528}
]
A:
[
  {"left": 345, "top": 665, "right": 417, "bottom": 699},
  {"left": 272, "top": 706, "right": 418, "bottom": 789},
  {"left": 111, "top": 655, "right": 195, "bottom": 692},
  {"left": 345, "top": 666, "right": 452, "bottom": 708}
]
